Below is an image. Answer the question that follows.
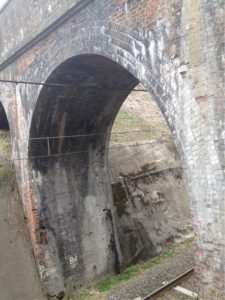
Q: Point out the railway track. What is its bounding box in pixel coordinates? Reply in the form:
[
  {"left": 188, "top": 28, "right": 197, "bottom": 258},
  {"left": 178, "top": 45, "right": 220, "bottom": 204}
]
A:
[{"left": 142, "top": 267, "right": 195, "bottom": 299}]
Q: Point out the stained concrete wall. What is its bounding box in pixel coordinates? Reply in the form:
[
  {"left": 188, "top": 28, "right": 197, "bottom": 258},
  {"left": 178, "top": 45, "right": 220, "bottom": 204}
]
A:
[
  {"left": 0, "top": 0, "right": 224, "bottom": 298},
  {"left": 109, "top": 87, "right": 192, "bottom": 265},
  {"left": 109, "top": 141, "right": 192, "bottom": 265}
]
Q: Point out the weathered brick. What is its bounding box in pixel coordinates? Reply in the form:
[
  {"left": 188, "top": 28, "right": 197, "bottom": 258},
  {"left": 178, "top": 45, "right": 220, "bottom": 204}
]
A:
[{"left": 0, "top": 0, "right": 224, "bottom": 299}]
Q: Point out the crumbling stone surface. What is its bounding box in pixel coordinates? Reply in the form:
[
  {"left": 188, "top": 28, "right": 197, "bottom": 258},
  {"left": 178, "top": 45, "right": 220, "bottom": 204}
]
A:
[
  {"left": 0, "top": 0, "right": 224, "bottom": 298},
  {"left": 109, "top": 141, "right": 192, "bottom": 265}
]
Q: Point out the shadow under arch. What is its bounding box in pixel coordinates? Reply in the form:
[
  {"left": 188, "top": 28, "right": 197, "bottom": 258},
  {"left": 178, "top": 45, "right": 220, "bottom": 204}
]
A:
[
  {"left": 28, "top": 21, "right": 178, "bottom": 138},
  {"left": 28, "top": 53, "right": 188, "bottom": 297},
  {"left": 0, "top": 101, "right": 9, "bottom": 130}
]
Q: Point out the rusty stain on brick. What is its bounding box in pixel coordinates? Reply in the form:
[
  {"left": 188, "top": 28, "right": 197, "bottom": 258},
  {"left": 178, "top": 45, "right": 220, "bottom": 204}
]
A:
[{"left": 196, "top": 96, "right": 208, "bottom": 104}]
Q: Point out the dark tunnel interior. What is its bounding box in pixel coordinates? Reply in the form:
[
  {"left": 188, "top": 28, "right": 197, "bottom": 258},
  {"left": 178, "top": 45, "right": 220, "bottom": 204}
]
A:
[{"left": 0, "top": 102, "right": 9, "bottom": 130}]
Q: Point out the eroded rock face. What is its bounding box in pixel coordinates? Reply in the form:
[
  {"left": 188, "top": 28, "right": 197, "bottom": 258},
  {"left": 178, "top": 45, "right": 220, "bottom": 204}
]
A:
[{"left": 109, "top": 141, "right": 192, "bottom": 265}]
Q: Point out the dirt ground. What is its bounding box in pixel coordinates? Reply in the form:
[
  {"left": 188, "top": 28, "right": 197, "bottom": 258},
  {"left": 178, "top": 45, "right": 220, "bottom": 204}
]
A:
[
  {"left": 75, "top": 239, "right": 195, "bottom": 300},
  {"left": 0, "top": 131, "right": 44, "bottom": 300},
  {"left": 104, "top": 240, "right": 195, "bottom": 300},
  {"left": 154, "top": 274, "right": 197, "bottom": 300}
]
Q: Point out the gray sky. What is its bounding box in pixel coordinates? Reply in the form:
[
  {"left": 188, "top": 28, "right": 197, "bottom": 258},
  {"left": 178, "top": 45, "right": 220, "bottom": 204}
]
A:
[{"left": 0, "top": 0, "right": 9, "bottom": 10}]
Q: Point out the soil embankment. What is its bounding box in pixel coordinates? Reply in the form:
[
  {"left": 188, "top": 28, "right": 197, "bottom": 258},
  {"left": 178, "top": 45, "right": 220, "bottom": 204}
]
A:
[
  {"left": 109, "top": 85, "right": 193, "bottom": 265},
  {"left": 0, "top": 130, "right": 44, "bottom": 300}
]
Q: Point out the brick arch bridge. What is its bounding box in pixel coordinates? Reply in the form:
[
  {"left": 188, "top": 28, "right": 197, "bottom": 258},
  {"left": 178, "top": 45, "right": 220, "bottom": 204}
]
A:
[{"left": 0, "top": 1, "right": 224, "bottom": 298}]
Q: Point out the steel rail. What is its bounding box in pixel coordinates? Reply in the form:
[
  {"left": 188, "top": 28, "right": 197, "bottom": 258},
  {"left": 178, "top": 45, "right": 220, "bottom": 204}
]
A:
[{"left": 143, "top": 267, "right": 195, "bottom": 299}]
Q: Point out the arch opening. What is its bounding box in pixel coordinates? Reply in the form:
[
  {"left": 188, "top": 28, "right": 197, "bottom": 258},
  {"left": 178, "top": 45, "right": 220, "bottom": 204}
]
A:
[
  {"left": 0, "top": 102, "right": 11, "bottom": 185},
  {"left": 108, "top": 83, "right": 193, "bottom": 266},
  {"left": 28, "top": 54, "right": 191, "bottom": 296},
  {"left": 0, "top": 102, "right": 9, "bottom": 130}
]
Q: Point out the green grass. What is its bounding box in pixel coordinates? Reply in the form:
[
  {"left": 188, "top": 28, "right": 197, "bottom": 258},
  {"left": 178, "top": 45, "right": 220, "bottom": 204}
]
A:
[
  {"left": 142, "top": 244, "right": 181, "bottom": 269},
  {"left": 111, "top": 109, "right": 157, "bottom": 143},
  {"left": 70, "top": 289, "right": 92, "bottom": 300},
  {"left": 95, "top": 237, "right": 194, "bottom": 293},
  {"left": 95, "top": 265, "right": 140, "bottom": 292},
  {"left": 210, "top": 289, "right": 225, "bottom": 300},
  {"left": 61, "top": 289, "right": 92, "bottom": 300},
  {"left": 0, "top": 144, "right": 11, "bottom": 158},
  {"left": 0, "top": 130, "right": 13, "bottom": 186},
  {"left": 0, "top": 164, "right": 14, "bottom": 186},
  {"left": 52, "top": 234, "right": 194, "bottom": 299}
]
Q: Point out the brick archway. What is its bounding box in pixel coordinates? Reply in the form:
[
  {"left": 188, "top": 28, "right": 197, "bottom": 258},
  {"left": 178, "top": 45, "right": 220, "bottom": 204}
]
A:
[{"left": 14, "top": 21, "right": 224, "bottom": 298}]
